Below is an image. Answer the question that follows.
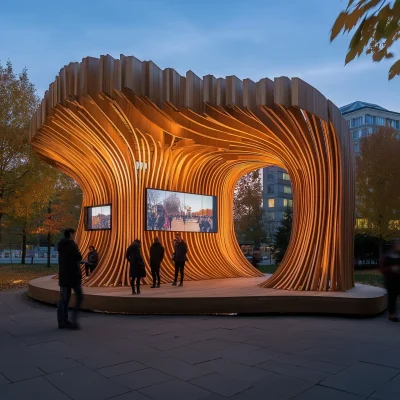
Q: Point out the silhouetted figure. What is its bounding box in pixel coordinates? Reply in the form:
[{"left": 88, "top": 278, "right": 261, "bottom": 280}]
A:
[
  {"left": 381, "top": 239, "right": 400, "bottom": 322},
  {"left": 126, "top": 239, "right": 146, "bottom": 295},
  {"left": 172, "top": 233, "right": 188, "bottom": 287},
  {"left": 57, "top": 228, "right": 83, "bottom": 330},
  {"left": 150, "top": 237, "right": 165, "bottom": 288},
  {"left": 80, "top": 245, "right": 99, "bottom": 277}
]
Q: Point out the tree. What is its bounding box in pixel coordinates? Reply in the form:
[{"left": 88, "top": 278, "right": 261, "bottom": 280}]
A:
[
  {"left": 164, "top": 193, "right": 181, "bottom": 215},
  {"left": 234, "top": 170, "right": 266, "bottom": 246},
  {"left": 147, "top": 190, "right": 161, "bottom": 208},
  {"left": 4, "top": 157, "right": 56, "bottom": 264},
  {"left": 331, "top": 0, "right": 400, "bottom": 80},
  {"left": 0, "top": 61, "right": 39, "bottom": 243},
  {"left": 273, "top": 208, "right": 293, "bottom": 258},
  {"left": 37, "top": 172, "right": 82, "bottom": 267},
  {"left": 356, "top": 127, "right": 400, "bottom": 255}
]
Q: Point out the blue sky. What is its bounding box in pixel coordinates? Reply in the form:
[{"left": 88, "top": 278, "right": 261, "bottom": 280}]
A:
[{"left": 2, "top": 0, "right": 399, "bottom": 110}]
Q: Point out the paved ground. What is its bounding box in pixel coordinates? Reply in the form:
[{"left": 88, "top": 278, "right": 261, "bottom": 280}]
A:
[{"left": 0, "top": 290, "right": 399, "bottom": 400}]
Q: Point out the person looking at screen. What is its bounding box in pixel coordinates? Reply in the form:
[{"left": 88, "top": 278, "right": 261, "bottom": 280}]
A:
[
  {"left": 57, "top": 228, "right": 83, "bottom": 330},
  {"left": 126, "top": 239, "right": 146, "bottom": 295},
  {"left": 80, "top": 246, "right": 99, "bottom": 277},
  {"left": 172, "top": 233, "right": 188, "bottom": 287},
  {"left": 150, "top": 237, "right": 165, "bottom": 288}
]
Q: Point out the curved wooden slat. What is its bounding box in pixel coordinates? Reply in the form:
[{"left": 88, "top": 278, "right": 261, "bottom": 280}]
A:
[{"left": 30, "top": 54, "right": 355, "bottom": 291}]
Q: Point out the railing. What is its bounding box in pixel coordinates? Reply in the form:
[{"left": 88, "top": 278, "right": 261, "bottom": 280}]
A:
[{"left": 0, "top": 244, "right": 57, "bottom": 264}]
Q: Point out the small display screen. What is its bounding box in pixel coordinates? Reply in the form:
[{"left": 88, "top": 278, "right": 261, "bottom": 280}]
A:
[{"left": 85, "top": 205, "right": 111, "bottom": 230}]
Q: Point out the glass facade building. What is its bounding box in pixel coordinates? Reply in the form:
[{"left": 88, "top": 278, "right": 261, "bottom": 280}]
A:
[{"left": 262, "top": 101, "right": 400, "bottom": 235}]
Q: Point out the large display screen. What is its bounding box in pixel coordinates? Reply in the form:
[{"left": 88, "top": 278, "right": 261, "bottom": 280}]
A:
[
  {"left": 146, "top": 189, "right": 217, "bottom": 233},
  {"left": 85, "top": 205, "right": 111, "bottom": 230}
]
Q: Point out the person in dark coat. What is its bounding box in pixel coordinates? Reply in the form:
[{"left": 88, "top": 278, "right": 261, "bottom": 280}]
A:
[
  {"left": 150, "top": 237, "right": 165, "bottom": 288},
  {"left": 126, "top": 239, "right": 146, "bottom": 295},
  {"left": 80, "top": 245, "right": 99, "bottom": 277},
  {"left": 381, "top": 239, "right": 400, "bottom": 322},
  {"left": 172, "top": 233, "right": 188, "bottom": 287},
  {"left": 57, "top": 228, "right": 83, "bottom": 330}
]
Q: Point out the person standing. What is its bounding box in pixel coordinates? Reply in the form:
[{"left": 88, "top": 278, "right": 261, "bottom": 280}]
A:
[
  {"left": 172, "top": 233, "right": 188, "bottom": 287},
  {"left": 57, "top": 228, "right": 83, "bottom": 330},
  {"left": 126, "top": 239, "right": 146, "bottom": 295},
  {"left": 381, "top": 239, "right": 400, "bottom": 322},
  {"left": 150, "top": 237, "right": 165, "bottom": 288}
]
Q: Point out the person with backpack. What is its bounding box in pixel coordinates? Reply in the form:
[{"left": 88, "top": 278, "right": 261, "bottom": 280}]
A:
[
  {"left": 150, "top": 237, "right": 165, "bottom": 288},
  {"left": 126, "top": 239, "right": 146, "bottom": 294},
  {"left": 57, "top": 228, "right": 83, "bottom": 330}
]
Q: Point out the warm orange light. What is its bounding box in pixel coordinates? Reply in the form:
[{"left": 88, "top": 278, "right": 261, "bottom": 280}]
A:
[{"left": 30, "top": 55, "right": 355, "bottom": 291}]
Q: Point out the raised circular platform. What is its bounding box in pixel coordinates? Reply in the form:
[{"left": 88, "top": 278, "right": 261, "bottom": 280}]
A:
[{"left": 28, "top": 275, "right": 387, "bottom": 316}]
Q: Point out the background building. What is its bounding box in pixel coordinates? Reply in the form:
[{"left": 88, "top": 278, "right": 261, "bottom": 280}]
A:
[
  {"left": 262, "top": 166, "right": 293, "bottom": 241},
  {"left": 339, "top": 101, "right": 400, "bottom": 153},
  {"left": 262, "top": 101, "right": 400, "bottom": 235}
]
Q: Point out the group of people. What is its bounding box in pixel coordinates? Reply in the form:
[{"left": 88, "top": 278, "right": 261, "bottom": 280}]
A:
[
  {"left": 57, "top": 226, "right": 400, "bottom": 329},
  {"left": 147, "top": 213, "right": 189, "bottom": 231},
  {"left": 56, "top": 228, "right": 188, "bottom": 329},
  {"left": 126, "top": 233, "right": 188, "bottom": 294}
]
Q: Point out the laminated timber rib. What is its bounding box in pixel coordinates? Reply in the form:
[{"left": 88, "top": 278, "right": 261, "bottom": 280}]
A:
[{"left": 30, "top": 54, "right": 355, "bottom": 291}]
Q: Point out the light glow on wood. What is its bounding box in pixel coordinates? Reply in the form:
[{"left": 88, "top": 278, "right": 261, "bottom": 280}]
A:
[{"left": 30, "top": 55, "right": 355, "bottom": 291}]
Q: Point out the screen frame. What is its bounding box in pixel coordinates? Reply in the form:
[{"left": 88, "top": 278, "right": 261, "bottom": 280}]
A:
[
  {"left": 84, "top": 203, "right": 112, "bottom": 231},
  {"left": 145, "top": 188, "right": 218, "bottom": 233}
]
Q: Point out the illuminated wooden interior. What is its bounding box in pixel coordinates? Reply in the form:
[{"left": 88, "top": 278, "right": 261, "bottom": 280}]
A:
[{"left": 30, "top": 54, "right": 355, "bottom": 291}]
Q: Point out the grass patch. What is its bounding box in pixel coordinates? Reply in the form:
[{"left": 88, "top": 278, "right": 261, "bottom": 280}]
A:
[
  {"left": 0, "top": 264, "right": 58, "bottom": 292},
  {"left": 257, "top": 264, "right": 384, "bottom": 288}
]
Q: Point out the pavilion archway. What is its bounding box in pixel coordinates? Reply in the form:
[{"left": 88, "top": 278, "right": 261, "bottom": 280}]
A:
[{"left": 30, "top": 55, "right": 355, "bottom": 291}]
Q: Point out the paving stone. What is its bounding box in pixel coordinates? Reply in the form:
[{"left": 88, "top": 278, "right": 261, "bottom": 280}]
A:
[
  {"left": 139, "top": 379, "right": 211, "bottom": 400},
  {"left": 112, "top": 368, "right": 173, "bottom": 390},
  {"left": 368, "top": 373, "right": 400, "bottom": 400},
  {"left": 79, "top": 349, "right": 135, "bottom": 369},
  {"left": 270, "top": 354, "right": 345, "bottom": 374},
  {"left": 190, "top": 338, "right": 239, "bottom": 352},
  {"left": 293, "top": 347, "right": 357, "bottom": 367},
  {"left": 201, "top": 358, "right": 274, "bottom": 384},
  {"left": 320, "top": 362, "right": 399, "bottom": 396},
  {"left": 97, "top": 360, "right": 147, "bottom": 377},
  {"left": 45, "top": 365, "right": 129, "bottom": 400},
  {"left": 167, "top": 346, "right": 222, "bottom": 365},
  {"left": 256, "top": 359, "right": 331, "bottom": 383},
  {"left": 190, "top": 373, "right": 251, "bottom": 397},
  {"left": 145, "top": 357, "right": 210, "bottom": 381},
  {"left": 293, "top": 385, "right": 365, "bottom": 399},
  {"left": 230, "top": 374, "right": 314, "bottom": 400},
  {"left": 0, "top": 359, "right": 43, "bottom": 382},
  {"left": 360, "top": 350, "right": 400, "bottom": 370},
  {"left": 36, "top": 357, "right": 81, "bottom": 373},
  {"left": 26, "top": 340, "right": 79, "bottom": 359},
  {"left": 108, "top": 391, "right": 155, "bottom": 400},
  {"left": 0, "top": 377, "right": 70, "bottom": 400},
  {"left": 0, "top": 372, "right": 10, "bottom": 386}
]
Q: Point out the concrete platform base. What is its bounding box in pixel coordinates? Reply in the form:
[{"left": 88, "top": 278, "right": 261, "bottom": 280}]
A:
[{"left": 28, "top": 275, "right": 387, "bottom": 316}]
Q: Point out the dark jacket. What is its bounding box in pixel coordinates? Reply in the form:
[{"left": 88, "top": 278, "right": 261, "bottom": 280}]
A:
[
  {"left": 174, "top": 240, "right": 188, "bottom": 262},
  {"left": 126, "top": 242, "right": 146, "bottom": 278},
  {"left": 150, "top": 241, "right": 165, "bottom": 267},
  {"left": 58, "top": 238, "right": 83, "bottom": 288},
  {"left": 88, "top": 250, "right": 99, "bottom": 266}
]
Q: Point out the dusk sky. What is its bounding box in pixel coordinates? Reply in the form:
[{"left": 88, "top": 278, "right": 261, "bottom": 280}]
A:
[{"left": 2, "top": 0, "right": 399, "bottom": 111}]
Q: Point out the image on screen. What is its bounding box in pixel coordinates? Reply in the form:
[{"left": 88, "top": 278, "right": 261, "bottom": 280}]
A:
[
  {"left": 146, "top": 189, "right": 217, "bottom": 233},
  {"left": 86, "top": 205, "right": 111, "bottom": 230}
]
